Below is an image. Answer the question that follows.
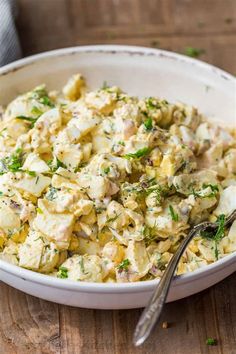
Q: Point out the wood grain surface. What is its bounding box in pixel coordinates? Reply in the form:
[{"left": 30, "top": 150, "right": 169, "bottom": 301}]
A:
[{"left": 1, "top": 0, "right": 236, "bottom": 353}]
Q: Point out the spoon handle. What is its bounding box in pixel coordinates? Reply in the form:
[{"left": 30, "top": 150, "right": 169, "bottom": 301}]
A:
[{"left": 133, "top": 223, "right": 204, "bottom": 346}]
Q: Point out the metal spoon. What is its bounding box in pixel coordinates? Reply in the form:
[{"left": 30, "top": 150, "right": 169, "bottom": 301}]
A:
[{"left": 133, "top": 210, "right": 236, "bottom": 346}]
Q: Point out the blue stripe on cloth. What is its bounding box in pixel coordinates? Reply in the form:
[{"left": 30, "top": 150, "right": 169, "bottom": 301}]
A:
[{"left": 0, "top": 0, "right": 22, "bottom": 66}]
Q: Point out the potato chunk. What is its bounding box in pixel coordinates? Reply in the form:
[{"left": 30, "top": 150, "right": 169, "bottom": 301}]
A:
[{"left": 34, "top": 199, "right": 74, "bottom": 249}]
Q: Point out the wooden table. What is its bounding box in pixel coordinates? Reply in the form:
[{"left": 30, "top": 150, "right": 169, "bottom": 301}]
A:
[{"left": 1, "top": 1, "right": 236, "bottom": 353}]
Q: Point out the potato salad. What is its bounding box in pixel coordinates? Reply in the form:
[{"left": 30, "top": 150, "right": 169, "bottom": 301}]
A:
[{"left": 0, "top": 74, "right": 236, "bottom": 283}]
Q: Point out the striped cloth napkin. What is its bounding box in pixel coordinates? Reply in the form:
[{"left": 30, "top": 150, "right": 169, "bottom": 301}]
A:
[{"left": 0, "top": 0, "right": 22, "bottom": 66}]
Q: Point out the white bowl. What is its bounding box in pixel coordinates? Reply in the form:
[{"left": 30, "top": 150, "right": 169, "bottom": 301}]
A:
[{"left": 0, "top": 45, "right": 235, "bottom": 309}]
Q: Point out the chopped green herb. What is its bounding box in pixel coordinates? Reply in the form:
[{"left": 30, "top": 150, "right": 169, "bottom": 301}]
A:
[
  {"left": 79, "top": 257, "right": 85, "bottom": 273},
  {"left": 124, "top": 147, "right": 152, "bottom": 159},
  {"left": 106, "top": 213, "right": 120, "bottom": 224},
  {"left": 117, "top": 259, "right": 130, "bottom": 271},
  {"left": 0, "top": 127, "right": 7, "bottom": 137},
  {"left": 58, "top": 266, "right": 68, "bottom": 279},
  {"left": 103, "top": 167, "right": 110, "bottom": 175},
  {"left": 122, "top": 178, "right": 168, "bottom": 204},
  {"left": 34, "top": 236, "right": 43, "bottom": 242},
  {"left": 40, "top": 96, "right": 54, "bottom": 107},
  {"left": 95, "top": 207, "right": 107, "bottom": 214},
  {"left": 146, "top": 97, "right": 160, "bottom": 110},
  {"left": 191, "top": 183, "right": 219, "bottom": 198},
  {"left": 31, "top": 106, "right": 43, "bottom": 116},
  {"left": 16, "top": 115, "right": 38, "bottom": 128},
  {"left": 144, "top": 117, "right": 153, "bottom": 131},
  {"left": 214, "top": 214, "right": 225, "bottom": 242},
  {"left": 47, "top": 157, "right": 67, "bottom": 172},
  {"left": 202, "top": 183, "right": 219, "bottom": 192},
  {"left": 24, "top": 170, "right": 36, "bottom": 177},
  {"left": 200, "top": 214, "right": 225, "bottom": 260},
  {"left": 118, "top": 140, "right": 125, "bottom": 146},
  {"left": 201, "top": 214, "right": 225, "bottom": 241},
  {"left": 0, "top": 148, "right": 24, "bottom": 174},
  {"left": 36, "top": 207, "right": 43, "bottom": 214},
  {"left": 168, "top": 205, "right": 179, "bottom": 222},
  {"left": 74, "top": 162, "right": 88, "bottom": 172},
  {"left": 142, "top": 224, "right": 158, "bottom": 245},
  {"left": 184, "top": 47, "right": 205, "bottom": 58},
  {"left": 206, "top": 338, "right": 217, "bottom": 346},
  {"left": 0, "top": 191, "right": 3, "bottom": 196},
  {"left": 147, "top": 184, "right": 167, "bottom": 203},
  {"left": 215, "top": 245, "right": 219, "bottom": 260},
  {"left": 31, "top": 86, "right": 55, "bottom": 107}
]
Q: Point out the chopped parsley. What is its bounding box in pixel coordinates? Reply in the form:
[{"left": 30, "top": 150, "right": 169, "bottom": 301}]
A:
[
  {"left": 142, "top": 224, "right": 158, "bottom": 245},
  {"left": 74, "top": 161, "right": 88, "bottom": 172},
  {"left": 144, "top": 97, "right": 168, "bottom": 111},
  {"left": 106, "top": 213, "right": 120, "bottom": 224},
  {"left": 79, "top": 257, "right": 85, "bottom": 273},
  {"left": 122, "top": 178, "right": 168, "bottom": 204},
  {"left": 47, "top": 157, "right": 67, "bottom": 172},
  {"left": 124, "top": 147, "right": 152, "bottom": 159},
  {"left": 191, "top": 183, "right": 219, "bottom": 198},
  {"left": 214, "top": 214, "right": 226, "bottom": 242},
  {"left": 31, "top": 106, "right": 43, "bottom": 116},
  {"left": 36, "top": 207, "right": 43, "bottom": 214},
  {"left": 184, "top": 47, "right": 205, "bottom": 58},
  {"left": 40, "top": 96, "right": 54, "bottom": 107},
  {"left": 16, "top": 115, "right": 39, "bottom": 128},
  {"left": 24, "top": 170, "right": 36, "bottom": 177},
  {"left": 206, "top": 338, "right": 217, "bottom": 346},
  {"left": 95, "top": 207, "right": 106, "bottom": 214},
  {"left": 58, "top": 266, "right": 68, "bottom": 279},
  {"left": 0, "top": 148, "right": 24, "bottom": 174},
  {"left": 117, "top": 259, "right": 130, "bottom": 271},
  {"left": 30, "top": 86, "right": 55, "bottom": 107},
  {"left": 201, "top": 214, "right": 225, "bottom": 241},
  {"left": 118, "top": 140, "right": 125, "bottom": 146},
  {"left": 0, "top": 150, "right": 40, "bottom": 178},
  {"left": 103, "top": 167, "right": 110, "bottom": 175},
  {"left": 146, "top": 97, "right": 160, "bottom": 110},
  {"left": 144, "top": 117, "right": 153, "bottom": 131},
  {"left": 202, "top": 183, "right": 219, "bottom": 196},
  {"left": 168, "top": 205, "right": 179, "bottom": 222}
]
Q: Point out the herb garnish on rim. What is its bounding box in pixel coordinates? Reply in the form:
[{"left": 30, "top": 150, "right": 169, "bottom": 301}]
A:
[{"left": 58, "top": 266, "right": 68, "bottom": 279}]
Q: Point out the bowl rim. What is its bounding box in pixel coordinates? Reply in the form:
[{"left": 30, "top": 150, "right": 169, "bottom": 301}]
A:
[
  {"left": 0, "top": 44, "right": 235, "bottom": 82},
  {"left": 0, "top": 44, "right": 235, "bottom": 294}
]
